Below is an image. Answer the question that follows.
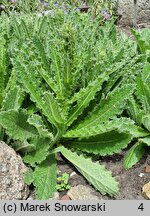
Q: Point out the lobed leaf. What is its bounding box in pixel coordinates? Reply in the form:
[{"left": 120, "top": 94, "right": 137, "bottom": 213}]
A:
[
  {"left": 43, "top": 92, "right": 64, "bottom": 126},
  {"left": 131, "top": 29, "right": 150, "bottom": 53},
  {"left": 13, "top": 140, "right": 36, "bottom": 153},
  {"left": 136, "top": 75, "right": 150, "bottom": 113},
  {"left": 65, "top": 131, "right": 132, "bottom": 156},
  {"left": 33, "top": 37, "right": 58, "bottom": 94},
  {"left": 23, "top": 137, "right": 52, "bottom": 166},
  {"left": 139, "top": 136, "right": 150, "bottom": 146},
  {"left": 64, "top": 117, "right": 148, "bottom": 138},
  {"left": 24, "top": 168, "right": 34, "bottom": 186},
  {"left": 2, "top": 86, "right": 24, "bottom": 111},
  {"left": 123, "top": 141, "right": 146, "bottom": 170},
  {"left": 27, "top": 114, "right": 54, "bottom": 139},
  {"left": 75, "top": 84, "right": 132, "bottom": 129},
  {"left": 33, "top": 153, "right": 57, "bottom": 200},
  {"left": 127, "top": 96, "right": 144, "bottom": 126},
  {"left": 143, "top": 62, "right": 150, "bottom": 85},
  {"left": 65, "top": 85, "right": 134, "bottom": 137},
  {"left": 0, "top": 109, "right": 38, "bottom": 141},
  {"left": 60, "top": 146, "right": 119, "bottom": 196},
  {"left": 67, "top": 73, "right": 110, "bottom": 127},
  {"left": 15, "top": 60, "right": 63, "bottom": 128}
]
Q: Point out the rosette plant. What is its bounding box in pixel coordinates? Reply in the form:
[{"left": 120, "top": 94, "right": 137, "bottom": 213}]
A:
[{"left": 0, "top": 12, "right": 145, "bottom": 199}]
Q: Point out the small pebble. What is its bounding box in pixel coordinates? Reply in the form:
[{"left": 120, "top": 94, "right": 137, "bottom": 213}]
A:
[
  {"left": 60, "top": 195, "right": 71, "bottom": 200},
  {"left": 142, "top": 182, "right": 150, "bottom": 199},
  {"left": 70, "top": 172, "right": 77, "bottom": 177},
  {"left": 145, "top": 165, "right": 150, "bottom": 173},
  {"left": 139, "top": 173, "right": 144, "bottom": 177},
  {"left": 67, "top": 185, "right": 99, "bottom": 200}
]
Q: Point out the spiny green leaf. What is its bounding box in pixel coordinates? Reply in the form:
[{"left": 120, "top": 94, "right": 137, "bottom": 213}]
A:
[
  {"left": 27, "top": 114, "right": 54, "bottom": 139},
  {"left": 13, "top": 140, "right": 36, "bottom": 153},
  {"left": 107, "top": 118, "right": 148, "bottom": 138},
  {"left": 142, "top": 115, "right": 150, "bottom": 132},
  {"left": 60, "top": 146, "right": 119, "bottom": 196},
  {"left": 12, "top": 15, "right": 24, "bottom": 39},
  {"left": 23, "top": 137, "right": 52, "bottom": 166},
  {"left": 0, "top": 109, "right": 38, "bottom": 141},
  {"left": 136, "top": 75, "right": 150, "bottom": 113},
  {"left": 34, "top": 36, "right": 50, "bottom": 75},
  {"left": 143, "top": 62, "right": 150, "bottom": 84},
  {"left": 43, "top": 92, "right": 64, "bottom": 126},
  {"left": 139, "top": 136, "right": 150, "bottom": 146},
  {"left": 67, "top": 73, "right": 110, "bottom": 127},
  {"left": 65, "top": 85, "right": 134, "bottom": 137},
  {"left": 64, "top": 117, "right": 148, "bottom": 138},
  {"left": 123, "top": 142, "right": 146, "bottom": 170},
  {"left": 127, "top": 96, "right": 144, "bottom": 126},
  {"left": 33, "top": 37, "right": 58, "bottom": 94},
  {"left": 24, "top": 168, "right": 34, "bottom": 185},
  {"left": 65, "top": 131, "right": 132, "bottom": 156},
  {"left": 15, "top": 60, "right": 62, "bottom": 128},
  {"left": 20, "top": 19, "right": 30, "bottom": 38},
  {"left": 33, "top": 153, "right": 57, "bottom": 200},
  {"left": 50, "top": 45, "right": 63, "bottom": 98},
  {"left": 131, "top": 29, "right": 149, "bottom": 53},
  {"left": 2, "top": 86, "right": 24, "bottom": 110}
]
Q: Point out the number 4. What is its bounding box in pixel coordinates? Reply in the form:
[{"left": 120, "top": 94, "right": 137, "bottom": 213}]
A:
[{"left": 138, "top": 203, "right": 144, "bottom": 211}]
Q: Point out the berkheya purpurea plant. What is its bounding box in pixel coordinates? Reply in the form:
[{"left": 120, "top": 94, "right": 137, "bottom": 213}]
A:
[{"left": 0, "top": 12, "right": 146, "bottom": 199}]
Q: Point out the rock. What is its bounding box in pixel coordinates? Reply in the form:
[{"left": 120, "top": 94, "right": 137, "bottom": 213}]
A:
[
  {"left": 142, "top": 182, "right": 150, "bottom": 199},
  {"left": 70, "top": 171, "right": 77, "bottom": 177},
  {"left": 137, "top": 0, "right": 150, "bottom": 24},
  {"left": 139, "top": 173, "right": 145, "bottom": 177},
  {"left": 67, "top": 185, "right": 99, "bottom": 200},
  {"left": 60, "top": 195, "right": 71, "bottom": 200},
  {"left": 0, "top": 141, "right": 29, "bottom": 200},
  {"left": 117, "top": 0, "right": 150, "bottom": 26},
  {"left": 145, "top": 166, "right": 150, "bottom": 173}
]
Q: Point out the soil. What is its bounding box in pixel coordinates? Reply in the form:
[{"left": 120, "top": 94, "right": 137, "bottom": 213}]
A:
[{"left": 57, "top": 149, "right": 150, "bottom": 200}]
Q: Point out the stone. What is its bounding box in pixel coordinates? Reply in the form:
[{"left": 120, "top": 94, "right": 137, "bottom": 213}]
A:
[
  {"left": 0, "top": 141, "right": 29, "bottom": 200},
  {"left": 70, "top": 171, "right": 77, "bottom": 177},
  {"left": 117, "top": 0, "right": 137, "bottom": 26},
  {"left": 139, "top": 173, "right": 145, "bottom": 177},
  {"left": 137, "top": 0, "right": 150, "bottom": 23},
  {"left": 117, "top": 0, "right": 150, "bottom": 26},
  {"left": 142, "top": 182, "right": 150, "bottom": 199},
  {"left": 60, "top": 195, "right": 71, "bottom": 200},
  {"left": 67, "top": 185, "right": 99, "bottom": 200},
  {"left": 145, "top": 165, "right": 150, "bottom": 173}
]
